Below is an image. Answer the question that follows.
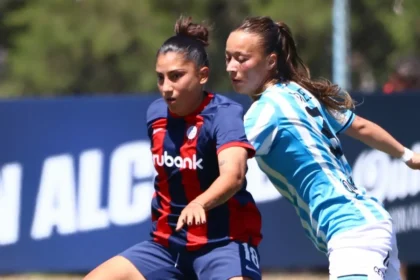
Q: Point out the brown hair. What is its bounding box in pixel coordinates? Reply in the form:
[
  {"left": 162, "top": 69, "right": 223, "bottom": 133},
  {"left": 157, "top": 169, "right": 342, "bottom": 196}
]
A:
[
  {"left": 235, "top": 16, "right": 354, "bottom": 111},
  {"left": 158, "top": 16, "right": 210, "bottom": 68}
]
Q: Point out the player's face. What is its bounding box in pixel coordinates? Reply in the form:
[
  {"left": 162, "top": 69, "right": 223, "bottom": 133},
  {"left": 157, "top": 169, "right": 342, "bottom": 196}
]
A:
[
  {"left": 156, "top": 52, "right": 209, "bottom": 116},
  {"left": 226, "top": 31, "right": 275, "bottom": 95}
]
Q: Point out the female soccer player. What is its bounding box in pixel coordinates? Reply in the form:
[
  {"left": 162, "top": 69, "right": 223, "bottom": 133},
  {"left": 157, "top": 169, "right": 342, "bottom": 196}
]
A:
[
  {"left": 225, "top": 16, "right": 420, "bottom": 280},
  {"left": 83, "top": 16, "right": 262, "bottom": 280}
]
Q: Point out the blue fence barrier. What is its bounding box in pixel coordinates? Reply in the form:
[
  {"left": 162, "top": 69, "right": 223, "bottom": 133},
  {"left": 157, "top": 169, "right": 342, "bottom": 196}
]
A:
[{"left": 0, "top": 94, "right": 419, "bottom": 273}]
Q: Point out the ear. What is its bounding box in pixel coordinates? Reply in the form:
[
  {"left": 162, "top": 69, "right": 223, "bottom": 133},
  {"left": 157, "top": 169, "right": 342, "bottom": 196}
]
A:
[
  {"left": 267, "top": 53, "right": 277, "bottom": 71},
  {"left": 198, "top": 66, "right": 209, "bottom": 85}
]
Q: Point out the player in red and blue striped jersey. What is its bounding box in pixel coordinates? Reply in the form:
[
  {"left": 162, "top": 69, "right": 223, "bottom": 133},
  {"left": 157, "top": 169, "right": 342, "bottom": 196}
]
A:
[
  {"left": 148, "top": 92, "right": 262, "bottom": 252},
  {"left": 84, "top": 16, "right": 262, "bottom": 280}
]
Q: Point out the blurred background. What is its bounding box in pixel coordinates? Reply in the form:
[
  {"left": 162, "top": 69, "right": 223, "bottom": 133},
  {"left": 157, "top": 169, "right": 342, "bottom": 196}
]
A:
[{"left": 0, "top": 0, "right": 419, "bottom": 279}]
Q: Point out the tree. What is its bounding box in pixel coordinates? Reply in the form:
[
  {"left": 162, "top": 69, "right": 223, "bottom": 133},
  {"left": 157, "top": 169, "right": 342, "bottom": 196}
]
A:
[
  {"left": 0, "top": 0, "right": 250, "bottom": 97},
  {"left": 0, "top": 0, "right": 419, "bottom": 97},
  {"left": 1, "top": 0, "right": 174, "bottom": 96}
]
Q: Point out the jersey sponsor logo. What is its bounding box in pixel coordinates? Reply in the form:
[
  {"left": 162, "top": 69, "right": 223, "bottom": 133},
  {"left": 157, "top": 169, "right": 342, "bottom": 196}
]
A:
[{"left": 152, "top": 151, "right": 203, "bottom": 170}]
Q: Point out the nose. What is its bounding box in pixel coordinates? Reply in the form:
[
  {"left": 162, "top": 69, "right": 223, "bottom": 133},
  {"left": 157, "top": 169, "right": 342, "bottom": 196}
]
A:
[
  {"left": 161, "top": 78, "right": 173, "bottom": 94},
  {"left": 226, "top": 59, "right": 239, "bottom": 73}
]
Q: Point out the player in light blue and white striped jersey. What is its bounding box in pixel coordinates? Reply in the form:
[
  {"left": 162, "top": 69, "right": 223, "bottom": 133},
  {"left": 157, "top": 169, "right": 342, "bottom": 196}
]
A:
[
  {"left": 226, "top": 16, "right": 420, "bottom": 280},
  {"left": 244, "top": 81, "right": 389, "bottom": 252}
]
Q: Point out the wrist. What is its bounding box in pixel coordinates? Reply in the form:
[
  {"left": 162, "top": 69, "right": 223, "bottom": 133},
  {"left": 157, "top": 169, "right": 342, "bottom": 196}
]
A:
[
  {"left": 191, "top": 200, "right": 205, "bottom": 209},
  {"left": 400, "top": 147, "right": 414, "bottom": 163}
]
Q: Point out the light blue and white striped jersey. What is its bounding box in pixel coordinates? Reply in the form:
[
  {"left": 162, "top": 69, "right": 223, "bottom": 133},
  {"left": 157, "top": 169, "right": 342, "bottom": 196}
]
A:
[{"left": 244, "top": 82, "right": 391, "bottom": 253}]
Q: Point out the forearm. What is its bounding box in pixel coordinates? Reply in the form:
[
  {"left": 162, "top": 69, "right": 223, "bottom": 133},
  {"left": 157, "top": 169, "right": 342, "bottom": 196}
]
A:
[
  {"left": 193, "top": 174, "right": 243, "bottom": 211},
  {"left": 346, "top": 117, "right": 405, "bottom": 158}
]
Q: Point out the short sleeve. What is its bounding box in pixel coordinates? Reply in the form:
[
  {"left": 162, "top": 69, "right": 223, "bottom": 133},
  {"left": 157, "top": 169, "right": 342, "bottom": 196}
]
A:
[
  {"left": 244, "top": 100, "right": 279, "bottom": 156},
  {"left": 213, "top": 104, "right": 256, "bottom": 158},
  {"left": 146, "top": 102, "right": 156, "bottom": 140},
  {"left": 146, "top": 99, "right": 167, "bottom": 141},
  {"left": 325, "top": 108, "right": 355, "bottom": 134}
]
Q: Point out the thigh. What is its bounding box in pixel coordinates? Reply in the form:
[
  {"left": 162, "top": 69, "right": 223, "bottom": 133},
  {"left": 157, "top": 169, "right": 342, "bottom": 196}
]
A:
[
  {"left": 83, "top": 255, "right": 145, "bottom": 280},
  {"left": 384, "top": 231, "right": 401, "bottom": 280},
  {"left": 119, "top": 240, "right": 184, "bottom": 280},
  {"left": 193, "top": 241, "right": 261, "bottom": 280},
  {"left": 329, "top": 247, "right": 396, "bottom": 280}
]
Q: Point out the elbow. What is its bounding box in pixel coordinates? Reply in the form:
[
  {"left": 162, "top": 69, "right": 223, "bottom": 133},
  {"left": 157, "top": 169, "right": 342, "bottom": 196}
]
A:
[
  {"left": 225, "top": 171, "right": 246, "bottom": 192},
  {"left": 233, "top": 176, "right": 245, "bottom": 191},
  {"left": 236, "top": 170, "right": 247, "bottom": 190}
]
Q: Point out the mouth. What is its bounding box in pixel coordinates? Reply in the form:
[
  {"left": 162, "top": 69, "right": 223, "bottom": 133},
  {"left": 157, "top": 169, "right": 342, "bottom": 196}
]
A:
[
  {"left": 165, "top": 97, "right": 176, "bottom": 104},
  {"left": 231, "top": 78, "right": 242, "bottom": 84}
]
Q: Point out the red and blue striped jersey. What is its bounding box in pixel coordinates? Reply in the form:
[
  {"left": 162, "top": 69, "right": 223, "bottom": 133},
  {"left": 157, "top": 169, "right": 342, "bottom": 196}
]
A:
[{"left": 147, "top": 92, "right": 262, "bottom": 251}]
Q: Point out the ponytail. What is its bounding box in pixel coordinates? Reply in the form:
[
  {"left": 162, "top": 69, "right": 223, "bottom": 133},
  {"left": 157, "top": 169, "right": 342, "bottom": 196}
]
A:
[{"left": 236, "top": 17, "right": 354, "bottom": 111}]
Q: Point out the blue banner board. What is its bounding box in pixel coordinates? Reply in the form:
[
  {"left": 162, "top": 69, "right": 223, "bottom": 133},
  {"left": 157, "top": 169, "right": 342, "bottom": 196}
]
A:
[{"left": 0, "top": 94, "right": 419, "bottom": 273}]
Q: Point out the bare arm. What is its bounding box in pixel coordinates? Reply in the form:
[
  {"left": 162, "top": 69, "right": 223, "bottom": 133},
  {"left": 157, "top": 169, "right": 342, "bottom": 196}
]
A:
[
  {"left": 192, "top": 146, "right": 248, "bottom": 211},
  {"left": 345, "top": 115, "right": 405, "bottom": 158},
  {"left": 344, "top": 115, "right": 420, "bottom": 169}
]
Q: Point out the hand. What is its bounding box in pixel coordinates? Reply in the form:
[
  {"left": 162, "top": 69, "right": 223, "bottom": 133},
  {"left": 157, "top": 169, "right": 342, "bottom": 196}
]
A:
[
  {"left": 406, "top": 153, "right": 420, "bottom": 170},
  {"left": 175, "top": 201, "right": 206, "bottom": 231}
]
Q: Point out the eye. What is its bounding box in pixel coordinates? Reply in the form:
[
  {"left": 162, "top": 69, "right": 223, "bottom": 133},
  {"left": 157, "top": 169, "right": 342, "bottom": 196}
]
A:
[
  {"left": 225, "top": 55, "right": 232, "bottom": 63},
  {"left": 237, "top": 56, "right": 247, "bottom": 63},
  {"left": 157, "top": 74, "right": 164, "bottom": 84},
  {"left": 169, "top": 72, "right": 184, "bottom": 81}
]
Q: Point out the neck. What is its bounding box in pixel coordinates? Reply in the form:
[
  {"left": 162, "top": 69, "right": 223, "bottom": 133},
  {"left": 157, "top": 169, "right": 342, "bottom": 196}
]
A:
[
  {"left": 190, "top": 92, "right": 205, "bottom": 113},
  {"left": 262, "top": 79, "right": 278, "bottom": 92},
  {"left": 254, "top": 78, "right": 278, "bottom": 96},
  {"left": 177, "top": 91, "right": 206, "bottom": 117}
]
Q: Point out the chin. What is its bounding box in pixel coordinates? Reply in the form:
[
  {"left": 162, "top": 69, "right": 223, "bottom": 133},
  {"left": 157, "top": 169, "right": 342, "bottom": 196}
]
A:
[
  {"left": 167, "top": 103, "right": 179, "bottom": 113},
  {"left": 231, "top": 85, "right": 248, "bottom": 95}
]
